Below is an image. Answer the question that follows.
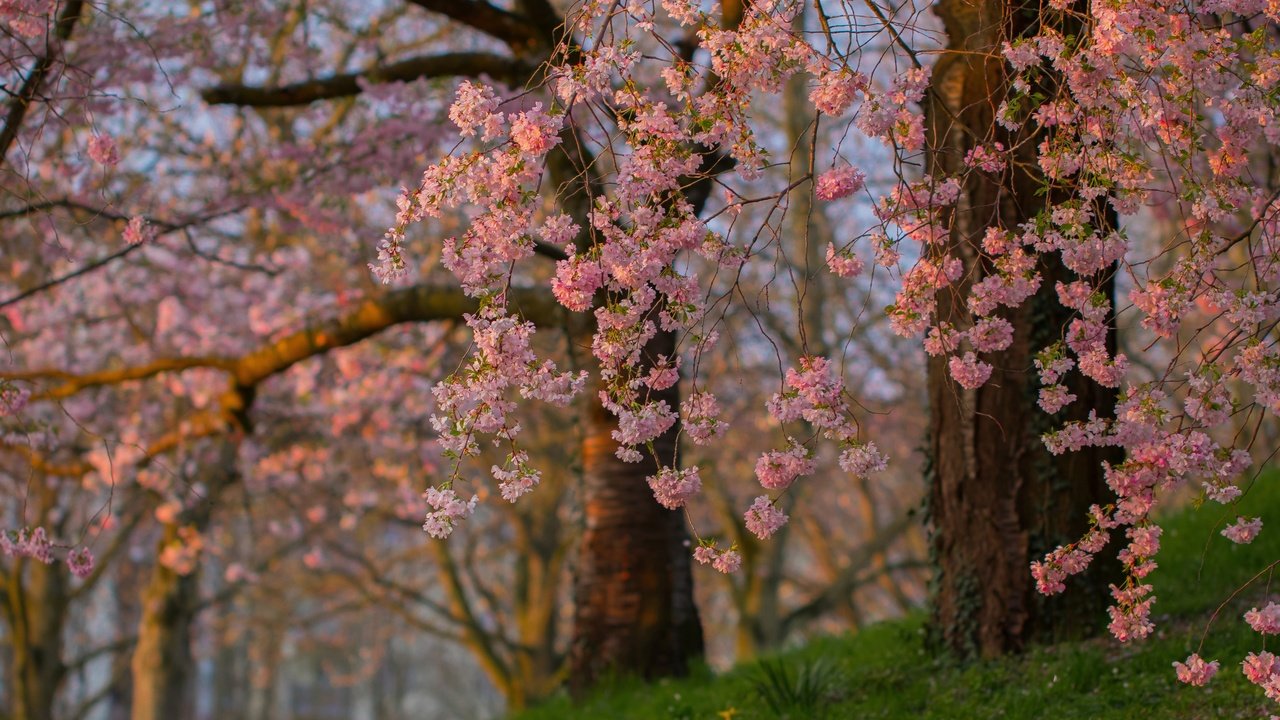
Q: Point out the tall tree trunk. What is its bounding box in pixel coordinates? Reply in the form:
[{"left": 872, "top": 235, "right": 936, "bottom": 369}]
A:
[
  {"left": 568, "top": 329, "right": 703, "bottom": 692},
  {"left": 131, "top": 442, "right": 237, "bottom": 720},
  {"left": 510, "top": 494, "right": 571, "bottom": 707},
  {"left": 924, "top": 0, "right": 1119, "bottom": 657},
  {"left": 5, "top": 557, "right": 67, "bottom": 720},
  {"left": 129, "top": 523, "right": 199, "bottom": 720}
]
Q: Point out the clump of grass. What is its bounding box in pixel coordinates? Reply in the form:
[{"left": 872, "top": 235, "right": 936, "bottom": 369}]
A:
[{"left": 750, "top": 656, "right": 843, "bottom": 719}]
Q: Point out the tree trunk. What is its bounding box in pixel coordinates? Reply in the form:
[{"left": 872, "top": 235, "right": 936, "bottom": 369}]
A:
[
  {"left": 129, "top": 522, "right": 199, "bottom": 720},
  {"left": 568, "top": 329, "right": 703, "bottom": 692},
  {"left": 131, "top": 443, "right": 237, "bottom": 720},
  {"left": 924, "top": 0, "right": 1119, "bottom": 657},
  {"left": 5, "top": 558, "right": 67, "bottom": 720}
]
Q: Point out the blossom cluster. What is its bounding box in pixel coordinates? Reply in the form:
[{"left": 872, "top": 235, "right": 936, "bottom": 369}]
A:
[
  {"left": 0, "top": 527, "right": 96, "bottom": 579},
  {"left": 388, "top": 1, "right": 905, "bottom": 546}
]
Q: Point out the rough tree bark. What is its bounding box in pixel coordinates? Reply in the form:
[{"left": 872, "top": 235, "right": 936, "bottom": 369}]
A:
[
  {"left": 569, "top": 329, "right": 703, "bottom": 691},
  {"left": 924, "top": 0, "right": 1119, "bottom": 657}
]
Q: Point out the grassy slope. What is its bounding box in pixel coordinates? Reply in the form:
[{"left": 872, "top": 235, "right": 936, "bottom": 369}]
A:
[{"left": 517, "top": 475, "right": 1279, "bottom": 720}]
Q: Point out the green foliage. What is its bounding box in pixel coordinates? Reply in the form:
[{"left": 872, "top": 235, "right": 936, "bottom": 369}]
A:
[
  {"left": 515, "top": 474, "right": 1280, "bottom": 719},
  {"left": 749, "top": 657, "right": 842, "bottom": 719}
]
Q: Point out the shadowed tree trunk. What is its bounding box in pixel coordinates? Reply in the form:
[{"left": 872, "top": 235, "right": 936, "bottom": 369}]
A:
[
  {"left": 2, "top": 479, "right": 73, "bottom": 720},
  {"left": 569, "top": 329, "right": 703, "bottom": 691},
  {"left": 924, "top": 0, "right": 1119, "bottom": 658},
  {"left": 129, "top": 524, "right": 199, "bottom": 720},
  {"left": 6, "top": 555, "right": 67, "bottom": 720},
  {"left": 131, "top": 441, "right": 239, "bottom": 720}
]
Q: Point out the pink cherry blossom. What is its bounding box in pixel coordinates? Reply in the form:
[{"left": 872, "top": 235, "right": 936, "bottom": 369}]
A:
[
  {"left": 744, "top": 495, "right": 788, "bottom": 540},
  {"left": 421, "top": 487, "right": 479, "bottom": 539},
  {"left": 754, "top": 444, "right": 814, "bottom": 490},
  {"left": 693, "top": 543, "right": 742, "bottom": 574},
  {"left": 123, "top": 216, "right": 154, "bottom": 245},
  {"left": 87, "top": 134, "right": 120, "bottom": 166},
  {"left": 948, "top": 352, "right": 992, "bottom": 390},
  {"left": 838, "top": 442, "right": 887, "bottom": 476},
  {"left": 815, "top": 166, "right": 865, "bottom": 201},
  {"left": 1245, "top": 603, "right": 1280, "bottom": 635},
  {"left": 1222, "top": 516, "right": 1262, "bottom": 544},
  {"left": 825, "top": 243, "right": 864, "bottom": 277},
  {"left": 647, "top": 466, "right": 702, "bottom": 510},
  {"left": 1173, "top": 653, "right": 1219, "bottom": 686},
  {"left": 809, "top": 68, "right": 866, "bottom": 116}
]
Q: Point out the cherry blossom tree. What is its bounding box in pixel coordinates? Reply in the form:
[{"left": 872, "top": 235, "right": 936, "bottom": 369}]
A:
[
  {"left": 377, "top": 0, "right": 1280, "bottom": 705},
  {"left": 5, "top": 0, "right": 1280, "bottom": 712}
]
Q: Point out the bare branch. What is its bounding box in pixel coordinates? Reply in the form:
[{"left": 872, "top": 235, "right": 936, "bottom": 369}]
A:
[
  {"left": 0, "top": 0, "right": 86, "bottom": 163},
  {"left": 405, "top": 0, "right": 539, "bottom": 48},
  {"left": 202, "top": 52, "right": 531, "bottom": 108}
]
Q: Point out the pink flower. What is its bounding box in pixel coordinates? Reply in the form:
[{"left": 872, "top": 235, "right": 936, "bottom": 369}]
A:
[
  {"left": 744, "top": 495, "right": 788, "bottom": 539},
  {"left": 825, "top": 243, "right": 864, "bottom": 277},
  {"left": 693, "top": 543, "right": 742, "bottom": 574},
  {"left": 1205, "top": 482, "right": 1243, "bottom": 504},
  {"left": 87, "top": 134, "right": 119, "bottom": 166},
  {"left": 492, "top": 451, "right": 541, "bottom": 503},
  {"left": 1173, "top": 653, "right": 1219, "bottom": 686},
  {"left": 1244, "top": 652, "right": 1280, "bottom": 686},
  {"left": 1077, "top": 348, "right": 1128, "bottom": 388},
  {"left": 0, "top": 527, "right": 53, "bottom": 564},
  {"left": 552, "top": 255, "right": 604, "bottom": 311},
  {"left": 1107, "top": 595, "right": 1155, "bottom": 642},
  {"left": 964, "top": 143, "right": 1007, "bottom": 173},
  {"left": 1031, "top": 558, "right": 1067, "bottom": 595},
  {"left": 509, "top": 103, "right": 562, "bottom": 157},
  {"left": 948, "top": 352, "right": 993, "bottom": 389},
  {"left": 712, "top": 548, "right": 743, "bottom": 573},
  {"left": 123, "top": 216, "right": 154, "bottom": 245},
  {"left": 646, "top": 356, "right": 680, "bottom": 391},
  {"left": 66, "top": 547, "right": 94, "bottom": 579},
  {"left": 1245, "top": 602, "right": 1280, "bottom": 635},
  {"left": 647, "top": 466, "right": 702, "bottom": 509},
  {"left": 1038, "top": 384, "right": 1076, "bottom": 413},
  {"left": 421, "top": 487, "right": 478, "bottom": 539},
  {"left": 681, "top": 392, "right": 725, "bottom": 444},
  {"left": 539, "top": 213, "right": 580, "bottom": 250},
  {"left": 1222, "top": 516, "right": 1262, "bottom": 544},
  {"left": 766, "top": 357, "right": 854, "bottom": 435},
  {"left": 755, "top": 444, "right": 814, "bottom": 490},
  {"left": 815, "top": 166, "right": 866, "bottom": 201},
  {"left": 613, "top": 401, "right": 678, "bottom": 452},
  {"left": 448, "top": 81, "right": 500, "bottom": 137},
  {"left": 838, "top": 442, "right": 887, "bottom": 476},
  {"left": 810, "top": 69, "right": 866, "bottom": 116},
  {"left": 968, "top": 317, "right": 1014, "bottom": 352},
  {"left": 1124, "top": 525, "right": 1162, "bottom": 559}
]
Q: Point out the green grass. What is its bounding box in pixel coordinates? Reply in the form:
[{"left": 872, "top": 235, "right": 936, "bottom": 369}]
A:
[{"left": 515, "top": 474, "right": 1279, "bottom": 719}]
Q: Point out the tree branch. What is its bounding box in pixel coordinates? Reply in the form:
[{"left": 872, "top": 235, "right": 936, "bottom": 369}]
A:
[
  {"left": 405, "top": 0, "right": 539, "bottom": 49},
  {"left": 11, "top": 357, "right": 233, "bottom": 401},
  {"left": 0, "top": 205, "right": 246, "bottom": 311},
  {"left": 7, "top": 283, "right": 562, "bottom": 397},
  {"left": 202, "top": 52, "right": 531, "bottom": 108},
  {"left": 0, "top": 0, "right": 85, "bottom": 163}
]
